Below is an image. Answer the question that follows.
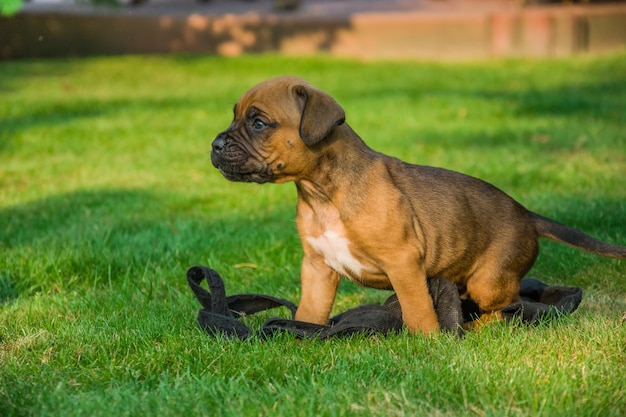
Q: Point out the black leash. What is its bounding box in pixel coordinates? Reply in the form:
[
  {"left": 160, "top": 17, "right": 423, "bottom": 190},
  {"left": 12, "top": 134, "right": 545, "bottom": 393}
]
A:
[{"left": 186, "top": 266, "right": 583, "bottom": 340}]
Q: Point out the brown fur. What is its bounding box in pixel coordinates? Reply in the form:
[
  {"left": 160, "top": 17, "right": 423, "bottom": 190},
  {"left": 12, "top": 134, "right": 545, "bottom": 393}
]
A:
[{"left": 211, "top": 76, "right": 626, "bottom": 334}]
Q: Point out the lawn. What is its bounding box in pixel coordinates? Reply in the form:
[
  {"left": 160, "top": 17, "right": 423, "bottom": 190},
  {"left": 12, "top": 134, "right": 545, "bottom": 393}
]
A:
[{"left": 1, "top": 53, "right": 625, "bottom": 417}]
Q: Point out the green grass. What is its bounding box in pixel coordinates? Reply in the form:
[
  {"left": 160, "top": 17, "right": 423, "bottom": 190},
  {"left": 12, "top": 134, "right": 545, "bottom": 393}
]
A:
[{"left": 1, "top": 53, "right": 625, "bottom": 416}]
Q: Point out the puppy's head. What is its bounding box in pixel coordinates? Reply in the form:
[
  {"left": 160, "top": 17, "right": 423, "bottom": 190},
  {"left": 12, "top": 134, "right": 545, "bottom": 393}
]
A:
[{"left": 211, "top": 76, "right": 345, "bottom": 183}]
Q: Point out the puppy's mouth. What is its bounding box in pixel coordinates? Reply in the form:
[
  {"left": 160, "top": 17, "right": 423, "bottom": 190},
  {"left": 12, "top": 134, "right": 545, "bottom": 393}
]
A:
[{"left": 215, "top": 165, "right": 274, "bottom": 184}]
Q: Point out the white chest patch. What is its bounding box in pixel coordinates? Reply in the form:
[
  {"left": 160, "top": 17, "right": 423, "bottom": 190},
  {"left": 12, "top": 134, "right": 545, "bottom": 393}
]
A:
[{"left": 306, "top": 230, "right": 367, "bottom": 278}]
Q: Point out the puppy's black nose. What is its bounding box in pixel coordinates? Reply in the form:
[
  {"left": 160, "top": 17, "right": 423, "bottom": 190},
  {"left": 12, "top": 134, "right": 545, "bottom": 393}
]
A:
[{"left": 212, "top": 136, "right": 226, "bottom": 154}]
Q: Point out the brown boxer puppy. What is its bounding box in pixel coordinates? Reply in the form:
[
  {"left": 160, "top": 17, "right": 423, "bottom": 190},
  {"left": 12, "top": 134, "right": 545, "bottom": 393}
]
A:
[{"left": 211, "top": 76, "right": 626, "bottom": 334}]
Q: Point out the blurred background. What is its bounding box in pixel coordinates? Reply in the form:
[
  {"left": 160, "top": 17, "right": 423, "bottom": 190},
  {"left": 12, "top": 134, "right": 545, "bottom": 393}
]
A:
[{"left": 2, "top": 0, "right": 626, "bottom": 60}]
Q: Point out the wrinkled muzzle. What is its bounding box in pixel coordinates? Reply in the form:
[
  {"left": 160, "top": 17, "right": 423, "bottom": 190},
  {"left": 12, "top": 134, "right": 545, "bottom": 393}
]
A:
[{"left": 210, "top": 131, "right": 274, "bottom": 183}]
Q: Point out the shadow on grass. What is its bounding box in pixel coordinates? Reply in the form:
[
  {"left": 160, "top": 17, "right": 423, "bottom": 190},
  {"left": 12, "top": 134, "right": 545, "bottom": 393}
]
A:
[
  {"left": 0, "top": 95, "right": 213, "bottom": 146},
  {"left": 364, "top": 81, "right": 624, "bottom": 123},
  {"left": 0, "top": 188, "right": 299, "bottom": 303},
  {"left": 0, "top": 60, "right": 81, "bottom": 94}
]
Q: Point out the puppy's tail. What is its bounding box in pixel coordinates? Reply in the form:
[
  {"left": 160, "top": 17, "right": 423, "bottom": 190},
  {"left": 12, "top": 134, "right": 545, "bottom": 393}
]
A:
[{"left": 531, "top": 213, "right": 626, "bottom": 259}]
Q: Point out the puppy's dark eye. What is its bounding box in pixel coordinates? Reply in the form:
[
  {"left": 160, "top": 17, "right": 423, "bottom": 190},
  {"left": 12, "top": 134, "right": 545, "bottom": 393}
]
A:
[{"left": 252, "top": 119, "right": 267, "bottom": 131}]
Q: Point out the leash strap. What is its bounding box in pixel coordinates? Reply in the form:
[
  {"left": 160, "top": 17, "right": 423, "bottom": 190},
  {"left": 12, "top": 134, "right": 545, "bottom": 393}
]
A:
[
  {"left": 186, "top": 266, "right": 464, "bottom": 339},
  {"left": 500, "top": 278, "right": 583, "bottom": 323},
  {"left": 186, "top": 266, "right": 582, "bottom": 340}
]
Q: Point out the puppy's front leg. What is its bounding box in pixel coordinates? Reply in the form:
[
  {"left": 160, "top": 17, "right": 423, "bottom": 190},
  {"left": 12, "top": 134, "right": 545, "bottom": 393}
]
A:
[
  {"left": 386, "top": 255, "right": 440, "bottom": 334},
  {"left": 394, "top": 278, "right": 440, "bottom": 334},
  {"left": 295, "top": 255, "right": 340, "bottom": 325}
]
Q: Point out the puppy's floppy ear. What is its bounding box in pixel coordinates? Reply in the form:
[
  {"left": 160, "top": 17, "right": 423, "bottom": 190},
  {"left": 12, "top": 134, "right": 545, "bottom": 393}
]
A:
[{"left": 293, "top": 84, "right": 346, "bottom": 146}]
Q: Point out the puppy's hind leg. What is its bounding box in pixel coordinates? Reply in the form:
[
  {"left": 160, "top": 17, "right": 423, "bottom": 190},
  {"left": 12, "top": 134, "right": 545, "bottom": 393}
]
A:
[
  {"left": 465, "top": 268, "right": 523, "bottom": 327},
  {"left": 465, "top": 235, "right": 538, "bottom": 327}
]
